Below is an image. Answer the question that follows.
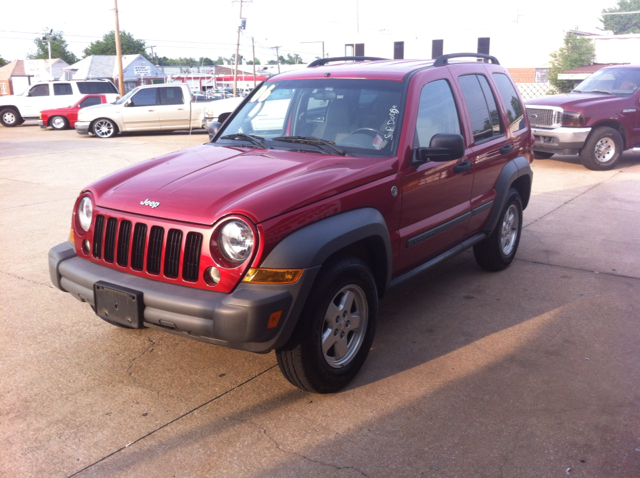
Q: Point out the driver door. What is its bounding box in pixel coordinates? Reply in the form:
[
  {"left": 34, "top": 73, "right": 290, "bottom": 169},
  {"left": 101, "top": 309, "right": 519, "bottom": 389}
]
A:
[{"left": 121, "top": 88, "right": 160, "bottom": 131}]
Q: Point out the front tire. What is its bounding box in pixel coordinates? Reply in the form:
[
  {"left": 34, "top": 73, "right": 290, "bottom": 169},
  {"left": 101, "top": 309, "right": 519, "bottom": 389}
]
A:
[
  {"left": 276, "top": 256, "right": 378, "bottom": 393},
  {"left": 50, "top": 115, "right": 69, "bottom": 130},
  {"left": 474, "top": 188, "right": 523, "bottom": 271},
  {"left": 0, "top": 108, "right": 23, "bottom": 127},
  {"left": 92, "top": 118, "right": 117, "bottom": 138},
  {"left": 579, "top": 126, "right": 623, "bottom": 171}
]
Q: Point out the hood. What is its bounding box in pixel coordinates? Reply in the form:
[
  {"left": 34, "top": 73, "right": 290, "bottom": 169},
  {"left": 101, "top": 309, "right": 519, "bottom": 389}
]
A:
[
  {"left": 526, "top": 92, "right": 628, "bottom": 111},
  {"left": 41, "top": 106, "right": 76, "bottom": 115},
  {"left": 89, "top": 144, "right": 396, "bottom": 226}
]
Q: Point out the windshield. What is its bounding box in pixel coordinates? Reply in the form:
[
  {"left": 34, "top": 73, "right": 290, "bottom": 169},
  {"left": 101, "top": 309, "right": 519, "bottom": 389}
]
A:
[
  {"left": 114, "top": 87, "right": 139, "bottom": 105},
  {"left": 214, "top": 78, "right": 404, "bottom": 156},
  {"left": 574, "top": 68, "right": 640, "bottom": 96}
]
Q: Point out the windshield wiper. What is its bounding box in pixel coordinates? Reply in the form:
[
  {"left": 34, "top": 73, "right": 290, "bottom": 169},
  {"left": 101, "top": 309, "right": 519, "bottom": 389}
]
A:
[
  {"left": 272, "top": 136, "right": 346, "bottom": 156},
  {"left": 219, "top": 133, "right": 266, "bottom": 148},
  {"left": 586, "top": 89, "right": 612, "bottom": 95}
]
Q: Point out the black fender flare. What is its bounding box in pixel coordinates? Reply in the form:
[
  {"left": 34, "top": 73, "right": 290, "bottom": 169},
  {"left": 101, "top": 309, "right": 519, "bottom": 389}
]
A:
[
  {"left": 260, "top": 207, "right": 393, "bottom": 290},
  {"left": 484, "top": 156, "right": 533, "bottom": 234}
]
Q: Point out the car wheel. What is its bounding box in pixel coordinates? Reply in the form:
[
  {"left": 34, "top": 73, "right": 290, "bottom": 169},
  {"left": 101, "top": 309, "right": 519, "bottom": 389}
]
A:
[
  {"left": 276, "top": 256, "right": 378, "bottom": 393},
  {"left": 92, "top": 118, "right": 117, "bottom": 138},
  {"left": 533, "top": 151, "right": 554, "bottom": 159},
  {"left": 50, "top": 115, "right": 69, "bottom": 130},
  {"left": 474, "top": 188, "right": 523, "bottom": 272},
  {"left": 579, "top": 126, "right": 623, "bottom": 171},
  {"left": 0, "top": 108, "right": 23, "bottom": 127}
]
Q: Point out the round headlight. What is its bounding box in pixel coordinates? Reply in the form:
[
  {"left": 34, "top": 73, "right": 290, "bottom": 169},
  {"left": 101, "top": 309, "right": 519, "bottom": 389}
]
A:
[
  {"left": 77, "top": 196, "right": 93, "bottom": 232},
  {"left": 218, "top": 220, "right": 254, "bottom": 264}
]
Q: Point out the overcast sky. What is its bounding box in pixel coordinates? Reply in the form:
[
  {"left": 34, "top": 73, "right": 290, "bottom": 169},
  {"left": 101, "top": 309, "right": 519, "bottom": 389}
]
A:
[{"left": 1, "top": 0, "right": 619, "bottom": 64}]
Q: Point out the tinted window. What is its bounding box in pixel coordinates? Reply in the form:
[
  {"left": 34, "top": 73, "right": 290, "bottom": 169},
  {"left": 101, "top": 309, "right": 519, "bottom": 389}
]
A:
[
  {"left": 416, "top": 79, "right": 461, "bottom": 148},
  {"left": 53, "top": 83, "right": 73, "bottom": 95},
  {"left": 77, "top": 81, "right": 118, "bottom": 94},
  {"left": 79, "top": 96, "right": 103, "bottom": 108},
  {"left": 159, "top": 87, "right": 184, "bottom": 105},
  {"left": 458, "top": 74, "right": 503, "bottom": 143},
  {"left": 492, "top": 73, "right": 525, "bottom": 133},
  {"left": 130, "top": 88, "right": 157, "bottom": 106},
  {"left": 29, "top": 84, "right": 50, "bottom": 97}
]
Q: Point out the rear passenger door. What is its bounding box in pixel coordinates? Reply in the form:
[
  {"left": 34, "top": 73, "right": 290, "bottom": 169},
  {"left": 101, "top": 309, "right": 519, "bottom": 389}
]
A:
[
  {"left": 157, "top": 87, "right": 189, "bottom": 129},
  {"left": 397, "top": 71, "right": 474, "bottom": 274},
  {"left": 453, "top": 68, "right": 517, "bottom": 232}
]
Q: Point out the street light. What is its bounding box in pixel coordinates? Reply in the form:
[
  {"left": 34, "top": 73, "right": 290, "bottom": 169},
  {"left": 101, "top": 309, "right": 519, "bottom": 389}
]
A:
[{"left": 42, "top": 29, "right": 57, "bottom": 80}]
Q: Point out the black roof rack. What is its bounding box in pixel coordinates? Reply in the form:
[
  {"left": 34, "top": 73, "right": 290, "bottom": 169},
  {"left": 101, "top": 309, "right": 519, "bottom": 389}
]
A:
[
  {"left": 307, "top": 56, "right": 388, "bottom": 68},
  {"left": 433, "top": 53, "right": 500, "bottom": 66}
]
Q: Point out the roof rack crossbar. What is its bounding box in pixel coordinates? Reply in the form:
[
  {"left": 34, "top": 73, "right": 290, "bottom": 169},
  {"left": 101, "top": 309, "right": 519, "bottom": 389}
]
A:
[
  {"left": 307, "top": 56, "right": 388, "bottom": 68},
  {"left": 433, "top": 53, "right": 500, "bottom": 66}
]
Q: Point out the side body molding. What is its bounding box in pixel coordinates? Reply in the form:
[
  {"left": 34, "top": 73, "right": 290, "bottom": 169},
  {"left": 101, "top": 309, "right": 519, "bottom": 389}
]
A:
[
  {"left": 483, "top": 156, "right": 533, "bottom": 234},
  {"left": 261, "top": 208, "right": 393, "bottom": 288}
]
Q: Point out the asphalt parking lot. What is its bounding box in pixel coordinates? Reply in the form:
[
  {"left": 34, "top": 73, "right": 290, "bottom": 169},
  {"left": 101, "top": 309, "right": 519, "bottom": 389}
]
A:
[{"left": 1, "top": 123, "right": 639, "bottom": 477}]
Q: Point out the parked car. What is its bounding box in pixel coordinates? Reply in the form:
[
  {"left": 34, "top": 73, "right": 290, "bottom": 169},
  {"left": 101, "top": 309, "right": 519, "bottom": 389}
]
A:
[
  {"left": 49, "top": 53, "right": 534, "bottom": 393},
  {"left": 39, "top": 95, "right": 109, "bottom": 130},
  {"left": 0, "top": 80, "right": 119, "bottom": 127},
  {"left": 74, "top": 83, "right": 207, "bottom": 138},
  {"left": 201, "top": 96, "right": 244, "bottom": 131},
  {"left": 525, "top": 65, "right": 640, "bottom": 170}
]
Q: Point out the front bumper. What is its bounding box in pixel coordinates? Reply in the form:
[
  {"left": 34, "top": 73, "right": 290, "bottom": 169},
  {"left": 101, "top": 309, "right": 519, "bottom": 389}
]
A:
[
  {"left": 75, "top": 121, "right": 91, "bottom": 135},
  {"left": 531, "top": 126, "right": 591, "bottom": 155},
  {"left": 49, "top": 242, "right": 319, "bottom": 353},
  {"left": 38, "top": 119, "right": 46, "bottom": 128}
]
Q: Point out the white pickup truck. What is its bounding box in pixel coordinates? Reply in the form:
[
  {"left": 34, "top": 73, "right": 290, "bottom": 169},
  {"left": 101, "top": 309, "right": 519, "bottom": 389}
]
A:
[
  {"left": 75, "top": 83, "right": 209, "bottom": 138},
  {"left": 0, "top": 80, "right": 119, "bottom": 127}
]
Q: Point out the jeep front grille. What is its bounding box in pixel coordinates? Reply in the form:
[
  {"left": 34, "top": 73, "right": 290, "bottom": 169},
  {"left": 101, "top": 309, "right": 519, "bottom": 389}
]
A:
[
  {"left": 92, "top": 214, "right": 203, "bottom": 282},
  {"left": 526, "top": 107, "right": 563, "bottom": 128}
]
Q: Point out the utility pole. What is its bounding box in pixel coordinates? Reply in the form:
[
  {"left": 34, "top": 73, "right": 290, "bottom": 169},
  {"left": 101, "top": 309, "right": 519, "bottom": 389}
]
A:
[
  {"left": 147, "top": 45, "right": 157, "bottom": 65},
  {"left": 232, "top": 0, "right": 251, "bottom": 97},
  {"left": 113, "top": 0, "right": 125, "bottom": 96},
  {"left": 42, "top": 29, "right": 57, "bottom": 80},
  {"left": 271, "top": 46, "right": 282, "bottom": 73},
  {"left": 252, "top": 37, "right": 257, "bottom": 88}
]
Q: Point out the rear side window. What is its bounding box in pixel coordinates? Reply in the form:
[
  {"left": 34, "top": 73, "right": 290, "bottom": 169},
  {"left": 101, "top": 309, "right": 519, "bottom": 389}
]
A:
[
  {"left": 79, "top": 96, "right": 103, "bottom": 108},
  {"left": 53, "top": 83, "right": 73, "bottom": 95},
  {"left": 77, "top": 82, "right": 118, "bottom": 94},
  {"left": 458, "top": 74, "right": 503, "bottom": 143},
  {"left": 415, "top": 79, "right": 461, "bottom": 147},
  {"left": 492, "top": 73, "right": 525, "bottom": 133},
  {"left": 159, "top": 87, "right": 184, "bottom": 105},
  {"left": 130, "top": 88, "right": 158, "bottom": 106}
]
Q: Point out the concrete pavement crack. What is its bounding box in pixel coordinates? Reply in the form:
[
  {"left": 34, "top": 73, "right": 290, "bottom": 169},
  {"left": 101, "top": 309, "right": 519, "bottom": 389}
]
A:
[
  {"left": 1, "top": 270, "right": 54, "bottom": 289},
  {"left": 499, "top": 424, "right": 522, "bottom": 478},
  {"left": 126, "top": 337, "right": 157, "bottom": 378},
  {"left": 67, "top": 364, "right": 278, "bottom": 478},
  {"left": 233, "top": 417, "right": 369, "bottom": 476}
]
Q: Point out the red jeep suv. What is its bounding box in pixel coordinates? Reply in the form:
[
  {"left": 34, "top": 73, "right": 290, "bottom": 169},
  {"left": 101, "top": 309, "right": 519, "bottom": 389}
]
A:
[{"left": 49, "top": 53, "right": 534, "bottom": 393}]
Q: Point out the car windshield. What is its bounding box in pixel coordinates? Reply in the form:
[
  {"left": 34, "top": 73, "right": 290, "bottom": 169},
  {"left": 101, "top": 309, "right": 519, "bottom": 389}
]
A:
[
  {"left": 574, "top": 68, "right": 640, "bottom": 96},
  {"left": 214, "top": 78, "right": 404, "bottom": 156},
  {"left": 114, "top": 88, "right": 139, "bottom": 105}
]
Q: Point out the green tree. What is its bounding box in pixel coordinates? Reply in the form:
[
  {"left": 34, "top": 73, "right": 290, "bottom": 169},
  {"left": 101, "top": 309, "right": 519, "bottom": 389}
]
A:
[
  {"left": 199, "top": 57, "right": 215, "bottom": 66},
  {"left": 601, "top": 0, "right": 640, "bottom": 33},
  {"left": 83, "top": 31, "right": 149, "bottom": 59},
  {"left": 28, "top": 29, "right": 78, "bottom": 65},
  {"left": 0, "top": 55, "right": 7, "bottom": 67},
  {"left": 246, "top": 58, "right": 261, "bottom": 65},
  {"left": 282, "top": 53, "right": 302, "bottom": 64},
  {"left": 548, "top": 34, "right": 596, "bottom": 93}
]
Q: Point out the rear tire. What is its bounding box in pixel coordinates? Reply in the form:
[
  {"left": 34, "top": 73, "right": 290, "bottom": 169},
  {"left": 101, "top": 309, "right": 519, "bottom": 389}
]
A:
[
  {"left": 92, "top": 118, "right": 117, "bottom": 138},
  {"left": 579, "top": 127, "right": 623, "bottom": 171},
  {"left": 474, "top": 188, "right": 523, "bottom": 271},
  {"left": 50, "top": 115, "right": 69, "bottom": 130},
  {"left": 0, "top": 108, "right": 23, "bottom": 127},
  {"left": 276, "top": 256, "right": 378, "bottom": 393}
]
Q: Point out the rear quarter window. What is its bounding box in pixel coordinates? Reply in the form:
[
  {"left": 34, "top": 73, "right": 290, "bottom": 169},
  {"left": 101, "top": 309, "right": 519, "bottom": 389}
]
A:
[{"left": 77, "top": 82, "right": 118, "bottom": 94}]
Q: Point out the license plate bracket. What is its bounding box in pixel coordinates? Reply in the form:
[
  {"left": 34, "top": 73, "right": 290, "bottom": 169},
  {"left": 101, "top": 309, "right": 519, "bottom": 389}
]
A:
[{"left": 94, "top": 281, "right": 144, "bottom": 328}]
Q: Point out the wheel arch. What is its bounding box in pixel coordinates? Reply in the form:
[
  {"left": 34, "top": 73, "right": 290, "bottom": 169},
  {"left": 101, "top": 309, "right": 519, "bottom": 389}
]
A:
[
  {"left": 484, "top": 156, "right": 532, "bottom": 235},
  {"left": 587, "top": 121, "right": 627, "bottom": 149},
  {"left": 260, "top": 208, "right": 392, "bottom": 297}
]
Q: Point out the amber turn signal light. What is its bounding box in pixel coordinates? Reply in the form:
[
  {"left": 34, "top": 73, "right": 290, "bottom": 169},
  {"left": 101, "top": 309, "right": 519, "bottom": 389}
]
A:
[{"left": 242, "top": 268, "right": 303, "bottom": 284}]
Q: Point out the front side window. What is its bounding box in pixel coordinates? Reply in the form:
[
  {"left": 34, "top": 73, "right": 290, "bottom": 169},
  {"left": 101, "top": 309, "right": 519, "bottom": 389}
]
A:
[
  {"left": 159, "top": 87, "right": 184, "bottom": 105},
  {"left": 217, "top": 79, "right": 404, "bottom": 157},
  {"left": 415, "top": 79, "right": 461, "bottom": 147},
  {"left": 29, "top": 84, "right": 50, "bottom": 97},
  {"left": 492, "top": 73, "right": 525, "bottom": 133},
  {"left": 79, "top": 96, "right": 103, "bottom": 108},
  {"left": 458, "top": 74, "right": 503, "bottom": 144},
  {"left": 53, "top": 83, "right": 73, "bottom": 95},
  {"left": 129, "top": 88, "right": 157, "bottom": 106}
]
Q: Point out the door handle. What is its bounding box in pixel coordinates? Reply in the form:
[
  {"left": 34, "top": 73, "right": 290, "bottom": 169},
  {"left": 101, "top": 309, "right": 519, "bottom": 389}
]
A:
[
  {"left": 500, "top": 144, "right": 514, "bottom": 155},
  {"left": 454, "top": 160, "right": 473, "bottom": 174}
]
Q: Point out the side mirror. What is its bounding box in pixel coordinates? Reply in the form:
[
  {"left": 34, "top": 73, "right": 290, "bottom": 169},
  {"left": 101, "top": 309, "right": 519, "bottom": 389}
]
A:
[
  {"left": 208, "top": 121, "right": 222, "bottom": 142},
  {"left": 413, "top": 133, "right": 465, "bottom": 165},
  {"left": 124, "top": 99, "right": 132, "bottom": 107},
  {"left": 218, "top": 112, "right": 231, "bottom": 124}
]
